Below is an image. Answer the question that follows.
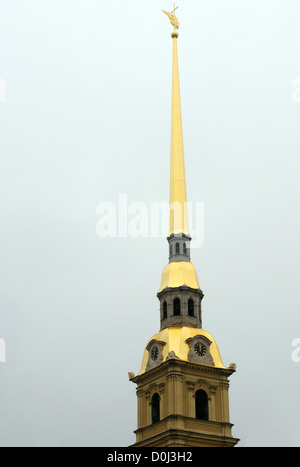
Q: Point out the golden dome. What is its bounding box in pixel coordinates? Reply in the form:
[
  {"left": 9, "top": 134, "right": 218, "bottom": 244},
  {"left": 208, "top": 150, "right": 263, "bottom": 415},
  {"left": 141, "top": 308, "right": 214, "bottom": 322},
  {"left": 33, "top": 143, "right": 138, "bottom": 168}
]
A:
[
  {"left": 158, "top": 261, "right": 200, "bottom": 293},
  {"left": 138, "top": 325, "right": 226, "bottom": 375}
]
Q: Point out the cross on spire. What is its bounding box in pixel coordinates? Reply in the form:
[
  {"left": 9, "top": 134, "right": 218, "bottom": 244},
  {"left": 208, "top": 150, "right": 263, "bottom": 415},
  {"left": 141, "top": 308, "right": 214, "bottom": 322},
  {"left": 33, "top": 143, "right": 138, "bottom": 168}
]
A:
[{"left": 171, "top": 3, "right": 178, "bottom": 16}]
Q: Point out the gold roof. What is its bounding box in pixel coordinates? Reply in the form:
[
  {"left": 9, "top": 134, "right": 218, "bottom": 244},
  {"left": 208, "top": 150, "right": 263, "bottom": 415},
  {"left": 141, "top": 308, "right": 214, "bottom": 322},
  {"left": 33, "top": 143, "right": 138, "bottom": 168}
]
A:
[
  {"left": 158, "top": 261, "right": 200, "bottom": 293},
  {"left": 138, "top": 325, "right": 226, "bottom": 375}
]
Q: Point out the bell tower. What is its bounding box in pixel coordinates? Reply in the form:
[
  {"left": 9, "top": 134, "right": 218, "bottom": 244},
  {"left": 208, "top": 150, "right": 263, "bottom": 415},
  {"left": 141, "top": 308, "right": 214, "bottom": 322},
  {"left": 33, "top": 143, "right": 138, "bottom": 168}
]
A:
[{"left": 129, "top": 6, "right": 239, "bottom": 448}]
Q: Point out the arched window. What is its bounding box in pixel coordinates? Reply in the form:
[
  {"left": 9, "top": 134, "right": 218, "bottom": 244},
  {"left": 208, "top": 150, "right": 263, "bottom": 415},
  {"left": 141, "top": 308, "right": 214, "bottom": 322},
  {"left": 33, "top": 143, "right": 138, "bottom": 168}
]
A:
[
  {"left": 151, "top": 393, "right": 160, "bottom": 424},
  {"left": 183, "top": 242, "right": 187, "bottom": 255},
  {"left": 188, "top": 298, "right": 194, "bottom": 317},
  {"left": 175, "top": 242, "right": 180, "bottom": 254},
  {"left": 163, "top": 301, "right": 167, "bottom": 320},
  {"left": 195, "top": 390, "right": 209, "bottom": 421},
  {"left": 173, "top": 298, "right": 181, "bottom": 316}
]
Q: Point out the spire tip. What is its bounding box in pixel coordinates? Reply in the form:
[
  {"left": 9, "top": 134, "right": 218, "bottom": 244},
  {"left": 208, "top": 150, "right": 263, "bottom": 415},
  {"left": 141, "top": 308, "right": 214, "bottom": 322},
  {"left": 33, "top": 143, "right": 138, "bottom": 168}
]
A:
[{"left": 162, "top": 3, "right": 180, "bottom": 31}]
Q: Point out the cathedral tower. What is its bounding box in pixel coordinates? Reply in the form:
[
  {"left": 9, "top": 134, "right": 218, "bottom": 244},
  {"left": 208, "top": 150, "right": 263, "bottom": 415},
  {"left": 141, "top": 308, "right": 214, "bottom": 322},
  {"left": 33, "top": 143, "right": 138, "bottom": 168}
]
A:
[{"left": 130, "top": 6, "right": 239, "bottom": 448}]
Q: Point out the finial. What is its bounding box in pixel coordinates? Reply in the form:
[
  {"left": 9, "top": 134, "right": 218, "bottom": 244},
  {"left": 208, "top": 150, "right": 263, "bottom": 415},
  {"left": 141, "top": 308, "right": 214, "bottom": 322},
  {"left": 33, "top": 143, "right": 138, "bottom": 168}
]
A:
[{"left": 162, "top": 3, "right": 180, "bottom": 32}]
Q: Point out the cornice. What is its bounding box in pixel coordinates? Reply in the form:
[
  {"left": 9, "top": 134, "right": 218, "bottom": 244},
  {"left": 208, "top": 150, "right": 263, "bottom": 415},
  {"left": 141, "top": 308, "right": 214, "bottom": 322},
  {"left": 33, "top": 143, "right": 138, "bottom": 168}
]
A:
[{"left": 130, "top": 357, "right": 235, "bottom": 385}]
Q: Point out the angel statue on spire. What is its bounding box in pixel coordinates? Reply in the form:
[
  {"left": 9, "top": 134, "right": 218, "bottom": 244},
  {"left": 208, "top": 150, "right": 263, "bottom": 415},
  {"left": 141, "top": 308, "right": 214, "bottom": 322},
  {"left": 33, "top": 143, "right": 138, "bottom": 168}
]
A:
[{"left": 162, "top": 3, "right": 180, "bottom": 30}]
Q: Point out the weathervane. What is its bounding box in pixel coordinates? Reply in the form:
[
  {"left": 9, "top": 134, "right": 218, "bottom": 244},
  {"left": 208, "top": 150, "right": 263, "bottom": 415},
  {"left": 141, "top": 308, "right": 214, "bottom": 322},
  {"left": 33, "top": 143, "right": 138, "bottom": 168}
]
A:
[{"left": 162, "top": 3, "right": 180, "bottom": 30}]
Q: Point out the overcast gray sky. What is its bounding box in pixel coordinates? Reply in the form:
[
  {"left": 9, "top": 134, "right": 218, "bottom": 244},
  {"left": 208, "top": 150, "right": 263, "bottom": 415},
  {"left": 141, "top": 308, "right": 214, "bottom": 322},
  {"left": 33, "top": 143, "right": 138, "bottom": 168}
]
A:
[{"left": 0, "top": 0, "right": 300, "bottom": 447}]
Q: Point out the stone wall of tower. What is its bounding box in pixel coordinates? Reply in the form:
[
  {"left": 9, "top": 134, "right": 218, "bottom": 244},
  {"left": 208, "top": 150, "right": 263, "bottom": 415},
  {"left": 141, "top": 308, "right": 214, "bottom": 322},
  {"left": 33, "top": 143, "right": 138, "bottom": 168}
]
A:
[{"left": 131, "top": 358, "right": 238, "bottom": 447}]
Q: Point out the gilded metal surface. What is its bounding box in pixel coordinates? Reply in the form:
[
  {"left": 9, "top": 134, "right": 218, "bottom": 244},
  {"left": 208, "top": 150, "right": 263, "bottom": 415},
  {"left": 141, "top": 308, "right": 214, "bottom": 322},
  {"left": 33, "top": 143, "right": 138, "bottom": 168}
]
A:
[
  {"left": 138, "top": 326, "right": 226, "bottom": 375},
  {"left": 158, "top": 261, "right": 200, "bottom": 293},
  {"left": 162, "top": 5, "right": 189, "bottom": 236}
]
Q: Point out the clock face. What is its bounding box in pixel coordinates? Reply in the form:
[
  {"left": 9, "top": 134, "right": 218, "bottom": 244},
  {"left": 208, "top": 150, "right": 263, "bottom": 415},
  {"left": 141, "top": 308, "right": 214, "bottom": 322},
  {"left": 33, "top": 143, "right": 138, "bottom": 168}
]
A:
[
  {"left": 194, "top": 342, "right": 207, "bottom": 357},
  {"left": 151, "top": 346, "right": 159, "bottom": 361}
]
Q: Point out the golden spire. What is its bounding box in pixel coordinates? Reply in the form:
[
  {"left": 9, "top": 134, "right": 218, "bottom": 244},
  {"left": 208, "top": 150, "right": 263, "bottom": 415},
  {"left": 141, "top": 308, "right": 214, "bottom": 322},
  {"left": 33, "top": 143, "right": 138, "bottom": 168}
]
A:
[
  {"left": 158, "top": 6, "right": 200, "bottom": 293},
  {"left": 163, "top": 5, "right": 189, "bottom": 236}
]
